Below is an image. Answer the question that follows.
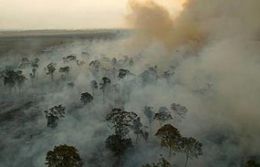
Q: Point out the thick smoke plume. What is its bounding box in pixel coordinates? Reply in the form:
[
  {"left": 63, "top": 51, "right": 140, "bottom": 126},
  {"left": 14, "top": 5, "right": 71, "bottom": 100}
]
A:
[
  {"left": 127, "top": 0, "right": 204, "bottom": 50},
  {"left": 127, "top": 0, "right": 260, "bottom": 50},
  {"left": 127, "top": 0, "right": 260, "bottom": 164}
]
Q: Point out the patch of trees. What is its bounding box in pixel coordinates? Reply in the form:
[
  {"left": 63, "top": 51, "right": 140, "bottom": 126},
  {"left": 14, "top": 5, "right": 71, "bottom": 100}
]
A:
[
  {"left": 155, "top": 124, "right": 202, "bottom": 167},
  {"left": 0, "top": 51, "right": 207, "bottom": 167},
  {"left": 1, "top": 69, "right": 26, "bottom": 91}
]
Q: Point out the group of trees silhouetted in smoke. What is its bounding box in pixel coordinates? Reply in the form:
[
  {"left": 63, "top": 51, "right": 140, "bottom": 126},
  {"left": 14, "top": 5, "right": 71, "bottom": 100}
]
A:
[
  {"left": 1, "top": 38, "right": 259, "bottom": 167},
  {"left": 156, "top": 124, "right": 202, "bottom": 167},
  {"left": 1, "top": 69, "right": 26, "bottom": 92},
  {"left": 6, "top": 53, "right": 201, "bottom": 167}
]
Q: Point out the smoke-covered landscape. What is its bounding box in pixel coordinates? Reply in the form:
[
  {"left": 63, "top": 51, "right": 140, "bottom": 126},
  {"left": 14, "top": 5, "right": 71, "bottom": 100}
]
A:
[{"left": 0, "top": 0, "right": 260, "bottom": 167}]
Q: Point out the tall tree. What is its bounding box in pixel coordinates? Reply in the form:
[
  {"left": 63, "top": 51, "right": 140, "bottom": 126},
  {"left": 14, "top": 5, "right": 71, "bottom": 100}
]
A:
[
  {"left": 59, "top": 66, "right": 70, "bottom": 80},
  {"left": 245, "top": 159, "right": 260, "bottom": 167},
  {"left": 46, "top": 144, "right": 83, "bottom": 167},
  {"left": 130, "top": 117, "right": 149, "bottom": 142},
  {"left": 106, "top": 108, "right": 137, "bottom": 137},
  {"left": 171, "top": 103, "right": 188, "bottom": 121},
  {"left": 143, "top": 106, "right": 154, "bottom": 132},
  {"left": 63, "top": 55, "right": 77, "bottom": 63},
  {"left": 90, "top": 80, "right": 98, "bottom": 96},
  {"left": 80, "top": 92, "right": 93, "bottom": 105},
  {"left": 105, "top": 134, "right": 133, "bottom": 167},
  {"left": 3, "top": 70, "right": 16, "bottom": 90},
  {"left": 89, "top": 60, "right": 100, "bottom": 76},
  {"left": 15, "top": 70, "right": 26, "bottom": 92},
  {"left": 100, "top": 77, "right": 111, "bottom": 103},
  {"left": 105, "top": 134, "right": 133, "bottom": 157},
  {"left": 44, "top": 105, "right": 65, "bottom": 128},
  {"left": 154, "top": 107, "right": 173, "bottom": 125},
  {"left": 140, "top": 66, "right": 158, "bottom": 86},
  {"left": 179, "top": 137, "right": 203, "bottom": 167},
  {"left": 118, "top": 69, "right": 130, "bottom": 79},
  {"left": 31, "top": 58, "right": 40, "bottom": 79},
  {"left": 46, "top": 63, "right": 56, "bottom": 81},
  {"left": 142, "top": 156, "right": 171, "bottom": 167},
  {"left": 2, "top": 69, "right": 26, "bottom": 92},
  {"left": 112, "top": 57, "right": 117, "bottom": 67},
  {"left": 155, "top": 124, "right": 182, "bottom": 156},
  {"left": 18, "top": 57, "right": 30, "bottom": 68}
]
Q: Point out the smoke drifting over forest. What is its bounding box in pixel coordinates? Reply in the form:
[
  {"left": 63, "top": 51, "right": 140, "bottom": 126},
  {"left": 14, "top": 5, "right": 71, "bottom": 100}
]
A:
[{"left": 0, "top": 0, "right": 260, "bottom": 167}]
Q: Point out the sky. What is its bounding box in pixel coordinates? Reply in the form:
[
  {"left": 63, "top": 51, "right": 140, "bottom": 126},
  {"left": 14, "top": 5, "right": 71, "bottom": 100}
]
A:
[
  {"left": 0, "top": 0, "right": 184, "bottom": 30},
  {"left": 0, "top": 0, "right": 129, "bottom": 30}
]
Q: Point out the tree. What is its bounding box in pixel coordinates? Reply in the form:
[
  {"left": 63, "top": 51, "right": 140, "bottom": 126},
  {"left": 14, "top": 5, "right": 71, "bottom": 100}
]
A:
[
  {"left": 170, "top": 103, "right": 188, "bottom": 121},
  {"left": 154, "top": 107, "right": 172, "bottom": 125},
  {"left": 63, "top": 55, "right": 77, "bottom": 63},
  {"left": 100, "top": 77, "right": 111, "bottom": 102},
  {"left": 2, "top": 69, "right": 16, "bottom": 90},
  {"left": 67, "top": 82, "right": 74, "bottom": 88},
  {"left": 131, "top": 117, "right": 148, "bottom": 143},
  {"left": 80, "top": 92, "right": 93, "bottom": 105},
  {"left": 162, "top": 70, "right": 174, "bottom": 81},
  {"left": 118, "top": 69, "right": 130, "bottom": 79},
  {"left": 46, "top": 63, "right": 56, "bottom": 80},
  {"left": 140, "top": 66, "right": 158, "bottom": 86},
  {"left": 155, "top": 124, "right": 182, "bottom": 156},
  {"left": 59, "top": 66, "right": 70, "bottom": 80},
  {"left": 15, "top": 70, "right": 26, "bottom": 92},
  {"left": 143, "top": 106, "right": 154, "bottom": 132},
  {"left": 179, "top": 137, "right": 202, "bottom": 167},
  {"left": 100, "top": 77, "right": 111, "bottom": 90},
  {"left": 31, "top": 58, "right": 40, "bottom": 79},
  {"left": 46, "top": 144, "right": 83, "bottom": 167},
  {"left": 129, "top": 58, "right": 134, "bottom": 66},
  {"left": 112, "top": 57, "right": 117, "bottom": 67},
  {"left": 76, "top": 60, "right": 85, "bottom": 66},
  {"left": 89, "top": 60, "right": 100, "bottom": 76},
  {"left": 18, "top": 57, "right": 30, "bottom": 68},
  {"left": 142, "top": 156, "right": 171, "bottom": 167},
  {"left": 106, "top": 108, "right": 137, "bottom": 137},
  {"left": 105, "top": 134, "right": 133, "bottom": 167},
  {"left": 0, "top": 70, "right": 4, "bottom": 84},
  {"left": 105, "top": 134, "right": 133, "bottom": 157},
  {"left": 90, "top": 80, "right": 98, "bottom": 96},
  {"left": 2, "top": 69, "right": 26, "bottom": 92},
  {"left": 245, "top": 159, "right": 260, "bottom": 167},
  {"left": 44, "top": 105, "right": 65, "bottom": 128}
]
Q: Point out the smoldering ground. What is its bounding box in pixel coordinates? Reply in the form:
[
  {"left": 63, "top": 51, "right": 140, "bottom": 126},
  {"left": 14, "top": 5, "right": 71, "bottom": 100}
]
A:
[{"left": 0, "top": 0, "right": 260, "bottom": 166}]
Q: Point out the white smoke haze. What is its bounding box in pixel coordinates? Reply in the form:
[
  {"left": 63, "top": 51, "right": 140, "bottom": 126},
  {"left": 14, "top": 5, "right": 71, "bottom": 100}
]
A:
[{"left": 0, "top": 0, "right": 260, "bottom": 167}]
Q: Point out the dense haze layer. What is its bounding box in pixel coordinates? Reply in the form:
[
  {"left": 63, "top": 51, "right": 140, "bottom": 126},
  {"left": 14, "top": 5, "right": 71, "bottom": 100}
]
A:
[{"left": 0, "top": 0, "right": 260, "bottom": 167}]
